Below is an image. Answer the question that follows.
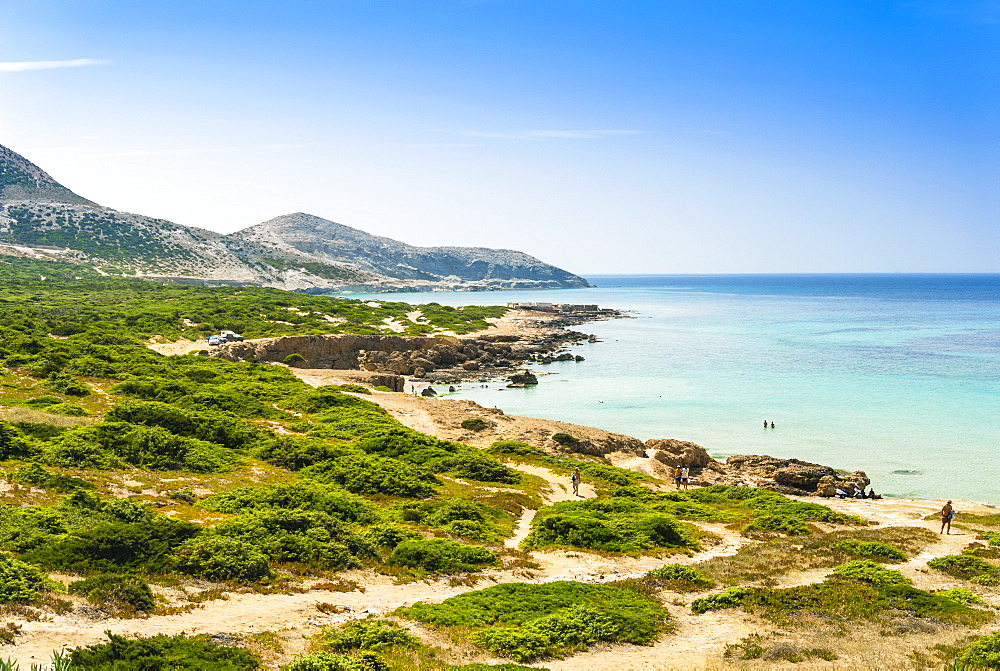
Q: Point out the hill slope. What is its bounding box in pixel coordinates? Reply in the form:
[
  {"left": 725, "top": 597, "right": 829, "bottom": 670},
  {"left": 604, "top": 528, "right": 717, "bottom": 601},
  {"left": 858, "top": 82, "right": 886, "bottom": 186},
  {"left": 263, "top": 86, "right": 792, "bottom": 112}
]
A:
[{"left": 0, "top": 143, "right": 590, "bottom": 292}]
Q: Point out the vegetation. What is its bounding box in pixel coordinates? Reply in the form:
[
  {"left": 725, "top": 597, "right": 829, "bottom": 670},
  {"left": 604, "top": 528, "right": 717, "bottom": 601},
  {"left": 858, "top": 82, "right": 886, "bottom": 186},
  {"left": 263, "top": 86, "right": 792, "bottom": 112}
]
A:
[
  {"left": 0, "top": 554, "right": 61, "bottom": 604},
  {"left": 387, "top": 539, "right": 498, "bottom": 574},
  {"left": 68, "top": 573, "right": 156, "bottom": 615},
  {"left": 646, "top": 564, "right": 715, "bottom": 590},
  {"left": 399, "top": 581, "right": 670, "bottom": 661},
  {"left": 928, "top": 554, "right": 1000, "bottom": 585},
  {"left": 68, "top": 632, "right": 261, "bottom": 669}
]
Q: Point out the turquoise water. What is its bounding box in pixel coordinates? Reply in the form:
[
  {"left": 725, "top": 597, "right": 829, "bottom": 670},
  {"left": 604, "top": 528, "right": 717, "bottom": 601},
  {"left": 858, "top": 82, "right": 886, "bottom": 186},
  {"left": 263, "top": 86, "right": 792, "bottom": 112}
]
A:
[{"left": 348, "top": 275, "right": 1000, "bottom": 503}]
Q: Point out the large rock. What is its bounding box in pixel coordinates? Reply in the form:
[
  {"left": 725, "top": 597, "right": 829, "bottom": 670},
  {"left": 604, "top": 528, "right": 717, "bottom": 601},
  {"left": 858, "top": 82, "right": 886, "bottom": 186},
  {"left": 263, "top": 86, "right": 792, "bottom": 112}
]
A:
[
  {"left": 646, "top": 439, "right": 713, "bottom": 468},
  {"left": 724, "top": 454, "right": 869, "bottom": 496}
]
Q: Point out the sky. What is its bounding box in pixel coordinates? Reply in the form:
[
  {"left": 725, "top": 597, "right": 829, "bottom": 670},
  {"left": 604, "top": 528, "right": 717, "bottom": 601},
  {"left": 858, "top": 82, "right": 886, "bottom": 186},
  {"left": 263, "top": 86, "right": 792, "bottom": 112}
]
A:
[{"left": 0, "top": 0, "right": 997, "bottom": 274}]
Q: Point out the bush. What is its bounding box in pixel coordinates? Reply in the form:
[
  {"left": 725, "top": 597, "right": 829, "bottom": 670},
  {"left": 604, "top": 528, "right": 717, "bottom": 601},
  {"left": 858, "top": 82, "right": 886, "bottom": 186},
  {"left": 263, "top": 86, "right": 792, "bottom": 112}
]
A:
[
  {"left": 255, "top": 436, "right": 356, "bottom": 471},
  {"left": 0, "top": 554, "right": 59, "bottom": 604},
  {"left": 522, "top": 500, "right": 696, "bottom": 553},
  {"left": 488, "top": 440, "right": 545, "bottom": 457},
  {"left": 69, "top": 632, "right": 261, "bottom": 669},
  {"left": 330, "top": 384, "right": 370, "bottom": 394},
  {"left": 960, "top": 631, "right": 1000, "bottom": 668},
  {"left": 209, "top": 509, "right": 373, "bottom": 570},
  {"left": 21, "top": 514, "right": 198, "bottom": 574},
  {"left": 691, "top": 587, "right": 750, "bottom": 614},
  {"left": 391, "top": 499, "right": 507, "bottom": 543},
  {"left": 980, "top": 531, "right": 1000, "bottom": 547},
  {"left": 312, "top": 619, "right": 418, "bottom": 652},
  {"left": 199, "top": 481, "right": 380, "bottom": 525},
  {"left": 360, "top": 524, "right": 422, "bottom": 551},
  {"left": 461, "top": 418, "right": 488, "bottom": 431},
  {"left": 928, "top": 554, "right": 1000, "bottom": 581},
  {"left": 832, "top": 539, "right": 907, "bottom": 562},
  {"left": 9, "top": 462, "right": 93, "bottom": 493},
  {"left": 68, "top": 573, "right": 156, "bottom": 613},
  {"left": 44, "top": 372, "right": 90, "bottom": 396},
  {"left": 301, "top": 453, "right": 438, "bottom": 498},
  {"left": 387, "top": 539, "right": 498, "bottom": 573},
  {"left": 831, "top": 560, "right": 909, "bottom": 586},
  {"left": 44, "top": 402, "right": 90, "bottom": 416},
  {"left": 174, "top": 535, "right": 273, "bottom": 583},
  {"left": 283, "top": 651, "right": 388, "bottom": 671},
  {"left": 401, "top": 581, "right": 669, "bottom": 660},
  {"left": 107, "top": 400, "right": 268, "bottom": 451},
  {"left": 647, "top": 564, "right": 714, "bottom": 589},
  {"left": 0, "top": 421, "right": 39, "bottom": 460},
  {"left": 551, "top": 433, "right": 578, "bottom": 447},
  {"left": 283, "top": 353, "right": 306, "bottom": 364},
  {"left": 471, "top": 628, "right": 550, "bottom": 662},
  {"left": 934, "top": 587, "right": 985, "bottom": 604}
]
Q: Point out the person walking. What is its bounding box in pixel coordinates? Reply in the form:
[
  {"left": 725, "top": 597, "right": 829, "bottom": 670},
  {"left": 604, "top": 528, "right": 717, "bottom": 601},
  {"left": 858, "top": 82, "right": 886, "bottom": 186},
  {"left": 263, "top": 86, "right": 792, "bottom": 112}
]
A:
[
  {"left": 940, "top": 500, "right": 955, "bottom": 534},
  {"left": 571, "top": 468, "right": 581, "bottom": 497}
]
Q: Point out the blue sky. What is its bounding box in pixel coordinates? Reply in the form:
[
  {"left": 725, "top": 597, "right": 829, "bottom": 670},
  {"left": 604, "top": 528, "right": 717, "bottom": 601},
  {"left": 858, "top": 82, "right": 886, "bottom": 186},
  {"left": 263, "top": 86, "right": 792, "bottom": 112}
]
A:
[{"left": 1, "top": 1, "right": 997, "bottom": 273}]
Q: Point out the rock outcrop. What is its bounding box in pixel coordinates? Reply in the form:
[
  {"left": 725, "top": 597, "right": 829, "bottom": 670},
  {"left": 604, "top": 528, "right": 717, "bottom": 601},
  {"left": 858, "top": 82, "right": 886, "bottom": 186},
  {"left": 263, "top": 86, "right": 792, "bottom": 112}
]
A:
[{"left": 646, "top": 439, "right": 713, "bottom": 468}]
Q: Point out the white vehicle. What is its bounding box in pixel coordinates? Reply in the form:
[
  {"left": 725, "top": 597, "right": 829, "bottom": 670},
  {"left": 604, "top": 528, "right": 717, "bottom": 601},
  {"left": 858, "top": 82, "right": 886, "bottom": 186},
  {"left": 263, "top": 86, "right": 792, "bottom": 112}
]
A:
[
  {"left": 219, "top": 330, "right": 245, "bottom": 341},
  {"left": 208, "top": 335, "right": 226, "bottom": 346}
]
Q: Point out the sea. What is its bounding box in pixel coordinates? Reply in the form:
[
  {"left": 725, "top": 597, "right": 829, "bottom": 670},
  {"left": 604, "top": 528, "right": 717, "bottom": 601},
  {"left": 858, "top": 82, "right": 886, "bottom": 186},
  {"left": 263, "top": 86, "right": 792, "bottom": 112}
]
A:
[{"left": 347, "top": 275, "right": 1000, "bottom": 504}]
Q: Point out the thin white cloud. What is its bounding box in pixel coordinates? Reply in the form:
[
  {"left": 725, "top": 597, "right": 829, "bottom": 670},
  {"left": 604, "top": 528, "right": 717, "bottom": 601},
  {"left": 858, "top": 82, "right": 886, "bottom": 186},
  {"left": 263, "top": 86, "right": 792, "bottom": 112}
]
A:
[
  {"left": 461, "top": 129, "right": 647, "bottom": 140},
  {"left": 97, "top": 143, "right": 310, "bottom": 157},
  {"left": 0, "top": 58, "right": 110, "bottom": 72}
]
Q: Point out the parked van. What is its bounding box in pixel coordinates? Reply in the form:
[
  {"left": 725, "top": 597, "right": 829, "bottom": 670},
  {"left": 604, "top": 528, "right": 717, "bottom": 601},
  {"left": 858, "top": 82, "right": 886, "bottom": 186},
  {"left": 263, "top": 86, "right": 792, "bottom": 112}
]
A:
[{"left": 220, "top": 330, "right": 244, "bottom": 341}]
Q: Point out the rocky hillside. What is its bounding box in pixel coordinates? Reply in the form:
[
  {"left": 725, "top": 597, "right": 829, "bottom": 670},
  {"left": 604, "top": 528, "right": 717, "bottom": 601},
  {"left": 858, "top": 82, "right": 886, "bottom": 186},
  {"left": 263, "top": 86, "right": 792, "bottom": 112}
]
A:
[
  {"left": 232, "top": 212, "right": 591, "bottom": 290},
  {"left": 0, "top": 143, "right": 590, "bottom": 292}
]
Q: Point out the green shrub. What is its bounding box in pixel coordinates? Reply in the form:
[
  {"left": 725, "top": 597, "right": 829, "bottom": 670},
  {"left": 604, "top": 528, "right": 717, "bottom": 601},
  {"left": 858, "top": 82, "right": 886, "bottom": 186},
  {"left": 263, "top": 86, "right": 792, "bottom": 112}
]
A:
[
  {"left": 522, "top": 499, "right": 696, "bottom": 553},
  {"left": 199, "top": 481, "right": 380, "bottom": 525},
  {"left": 373, "top": 386, "right": 394, "bottom": 392},
  {"left": 391, "top": 498, "right": 507, "bottom": 543},
  {"left": 360, "top": 524, "right": 422, "bottom": 550},
  {"left": 255, "top": 436, "right": 356, "bottom": 471},
  {"left": 461, "top": 418, "right": 488, "bottom": 431},
  {"left": 471, "top": 628, "right": 550, "bottom": 662},
  {"left": 387, "top": 539, "right": 498, "bottom": 573},
  {"left": 9, "top": 462, "right": 93, "bottom": 493},
  {"left": 928, "top": 554, "right": 1000, "bottom": 580},
  {"left": 831, "top": 560, "right": 909, "bottom": 586},
  {"left": 0, "top": 554, "right": 59, "bottom": 604},
  {"left": 209, "top": 509, "right": 373, "bottom": 570},
  {"left": 330, "top": 384, "right": 370, "bottom": 394},
  {"left": 448, "top": 665, "right": 542, "bottom": 671},
  {"left": 971, "top": 573, "right": 1000, "bottom": 586},
  {"left": 44, "top": 402, "right": 90, "bottom": 416},
  {"left": 174, "top": 535, "right": 273, "bottom": 583},
  {"left": 283, "top": 353, "right": 306, "bottom": 364},
  {"left": 960, "top": 631, "right": 1000, "bottom": 668},
  {"left": 301, "top": 454, "right": 438, "bottom": 498},
  {"left": 0, "top": 421, "right": 39, "bottom": 460},
  {"left": 106, "top": 400, "right": 268, "bottom": 451},
  {"left": 68, "top": 573, "right": 156, "bottom": 613},
  {"left": 44, "top": 372, "right": 90, "bottom": 397},
  {"left": 647, "top": 564, "right": 714, "bottom": 589},
  {"left": 691, "top": 587, "right": 750, "bottom": 614},
  {"left": 24, "top": 395, "right": 63, "bottom": 408},
  {"left": 980, "top": 531, "right": 1000, "bottom": 547},
  {"left": 283, "top": 651, "right": 388, "bottom": 671},
  {"left": 551, "top": 433, "right": 578, "bottom": 447},
  {"left": 312, "top": 619, "right": 418, "bottom": 652},
  {"left": 934, "top": 587, "right": 985, "bottom": 604},
  {"left": 831, "top": 539, "right": 907, "bottom": 562},
  {"left": 401, "top": 581, "right": 669, "bottom": 660},
  {"left": 488, "top": 440, "right": 545, "bottom": 456},
  {"left": 21, "top": 507, "right": 198, "bottom": 573},
  {"left": 69, "top": 632, "right": 261, "bottom": 669}
]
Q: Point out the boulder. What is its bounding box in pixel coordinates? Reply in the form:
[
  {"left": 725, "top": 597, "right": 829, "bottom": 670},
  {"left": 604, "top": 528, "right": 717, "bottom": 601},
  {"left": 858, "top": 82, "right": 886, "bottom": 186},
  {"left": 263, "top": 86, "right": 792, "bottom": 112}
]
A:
[
  {"left": 646, "top": 439, "right": 713, "bottom": 468},
  {"left": 420, "top": 387, "right": 437, "bottom": 397},
  {"left": 507, "top": 370, "right": 539, "bottom": 387}
]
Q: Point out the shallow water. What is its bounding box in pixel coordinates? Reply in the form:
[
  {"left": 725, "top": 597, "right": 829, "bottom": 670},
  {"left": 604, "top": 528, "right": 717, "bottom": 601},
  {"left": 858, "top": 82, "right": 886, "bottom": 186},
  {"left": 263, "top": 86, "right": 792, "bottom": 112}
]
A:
[{"left": 345, "top": 275, "right": 1000, "bottom": 504}]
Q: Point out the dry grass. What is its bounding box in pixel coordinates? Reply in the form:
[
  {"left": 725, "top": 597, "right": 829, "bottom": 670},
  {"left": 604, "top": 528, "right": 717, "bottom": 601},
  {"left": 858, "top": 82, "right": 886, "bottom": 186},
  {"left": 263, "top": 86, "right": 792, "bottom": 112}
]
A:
[{"left": 698, "top": 526, "right": 937, "bottom": 585}]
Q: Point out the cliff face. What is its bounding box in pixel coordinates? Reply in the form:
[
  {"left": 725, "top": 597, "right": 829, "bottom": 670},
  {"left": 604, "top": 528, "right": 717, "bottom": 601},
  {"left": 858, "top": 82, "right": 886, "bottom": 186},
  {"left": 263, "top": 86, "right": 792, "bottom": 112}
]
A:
[{"left": 0, "top": 143, "right": 590, "bottom": 293}]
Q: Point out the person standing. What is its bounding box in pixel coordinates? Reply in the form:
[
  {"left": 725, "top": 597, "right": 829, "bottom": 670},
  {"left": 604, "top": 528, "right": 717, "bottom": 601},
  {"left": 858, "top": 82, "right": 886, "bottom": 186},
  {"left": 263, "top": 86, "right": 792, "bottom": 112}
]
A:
[
  {"left": 673, "top": 466, "right": 682, "bottom": 490},
  {"left": 680, "top": 465, "right": 691, "bottom": 490},
  {"left": 764, "top": 420, "right": 768, "bottom": 429},
  {"left": 940, "top": 500, "right": 955, "bottom": 534},
  {"left": 571, "top": 468, "right": 581, "bottom": 497}
]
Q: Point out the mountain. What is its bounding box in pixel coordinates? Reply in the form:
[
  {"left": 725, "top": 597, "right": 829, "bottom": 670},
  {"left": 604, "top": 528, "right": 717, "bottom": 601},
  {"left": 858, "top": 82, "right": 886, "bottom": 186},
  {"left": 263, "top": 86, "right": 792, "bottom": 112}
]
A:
[{"left": 0, "top": 143, "right": 590, "bottom": 292}]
